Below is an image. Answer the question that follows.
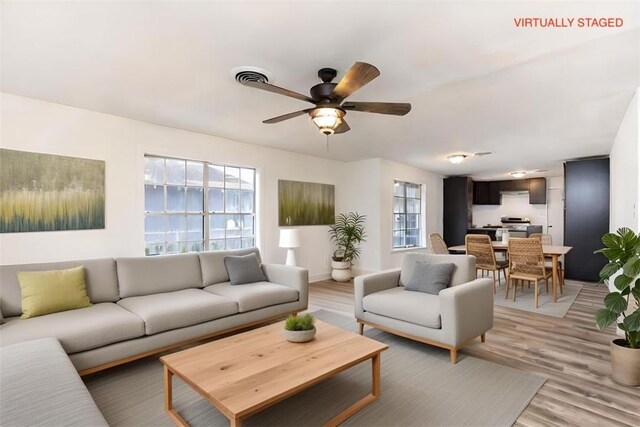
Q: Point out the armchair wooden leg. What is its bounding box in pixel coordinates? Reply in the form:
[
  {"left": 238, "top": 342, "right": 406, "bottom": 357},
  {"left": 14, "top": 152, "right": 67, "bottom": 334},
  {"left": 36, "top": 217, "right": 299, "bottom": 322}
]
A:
[
  {"left": 450, "top": 348, "right": 458, "bottom": 364},
  {"left": 481, "top": 333, "right": 486, "bottom": 343},
  {"left": 359, "top": 322, "right": 364, "bottom": 335}
]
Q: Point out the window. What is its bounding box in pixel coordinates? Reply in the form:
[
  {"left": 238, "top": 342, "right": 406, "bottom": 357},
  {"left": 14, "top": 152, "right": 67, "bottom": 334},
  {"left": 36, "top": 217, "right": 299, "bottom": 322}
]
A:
[
  {"left": 144, "top": 155, "right": 256, "bottom": 255},
  {"left": 393, "top": 180, "right": 423, "bottom": 249}
]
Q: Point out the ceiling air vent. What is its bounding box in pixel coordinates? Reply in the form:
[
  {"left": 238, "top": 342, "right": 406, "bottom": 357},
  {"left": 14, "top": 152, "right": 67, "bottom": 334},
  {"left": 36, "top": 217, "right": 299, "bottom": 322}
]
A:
[{"left": 231, "top": 66, "right": 272, "bottom": 85}]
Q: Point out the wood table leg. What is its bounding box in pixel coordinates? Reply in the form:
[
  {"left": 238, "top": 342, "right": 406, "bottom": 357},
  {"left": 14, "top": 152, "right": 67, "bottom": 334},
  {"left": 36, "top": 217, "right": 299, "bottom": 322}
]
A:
[
  {"left": 230, "top": 417, "right": 242, "bottom": 427},
  {"left": 551, "top": 254, "right": 558, "bottom": 303},
  {"left": 164, "top": 366, "right": 190, "bottom": 427},
  {"left": 324, "top": 353, "right": 381, "bottom": 426}
]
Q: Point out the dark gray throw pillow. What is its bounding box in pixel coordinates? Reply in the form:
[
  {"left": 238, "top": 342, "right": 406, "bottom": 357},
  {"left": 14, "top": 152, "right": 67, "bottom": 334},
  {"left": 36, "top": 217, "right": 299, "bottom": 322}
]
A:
[
  {"left": 224, "top": 253, "right": 267, "bottom": 285},
  {"left": 404, "top": 261, "right": 456, "bottom": 295}
]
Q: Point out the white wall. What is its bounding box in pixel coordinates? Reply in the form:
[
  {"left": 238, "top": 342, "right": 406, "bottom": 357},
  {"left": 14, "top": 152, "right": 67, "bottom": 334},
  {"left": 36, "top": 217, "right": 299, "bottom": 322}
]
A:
[
  {"left": 344, "top": 158, "right": 443, "bottom": 272},
  {"left": 0, "top": 94, "right": 346, "bottom": 281},
  {"left": 472, "top": 193, "right": 548, "bottom": 229},
  {"left": 610, "top": 90, "right": 639, "bottom": 234}
]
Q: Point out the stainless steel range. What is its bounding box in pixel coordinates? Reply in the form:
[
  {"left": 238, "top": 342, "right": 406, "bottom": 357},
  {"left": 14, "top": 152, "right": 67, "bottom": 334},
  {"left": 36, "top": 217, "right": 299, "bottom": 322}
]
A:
[{"left": 500, "top": 216, "right": 542, "bottom": 238}]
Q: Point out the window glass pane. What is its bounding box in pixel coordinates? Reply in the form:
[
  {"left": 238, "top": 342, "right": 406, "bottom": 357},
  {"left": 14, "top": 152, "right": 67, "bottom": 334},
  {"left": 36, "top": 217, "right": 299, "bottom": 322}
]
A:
[
  {"left": 226, "top": 214, "right": 242, "bottom": 238},
  {"left": 166, "top": 159, "right": 186, "bottom": 185},
  {"left": 241, "top": 168, "right": 255, "bottom": 190},
  {"left": 406, "top": 214, "right": 420, "bottom": 229},
  {"left": 225, "top": 167, "right": 241, "bottom": 189},
  {"left": 406, "top": 184, "right": 420, "bottom": 199},
  {"left": 208, "top": 165, "right": 225, "bottom": 188},
  {"left": 144, "top": 157, "right": 164, "bottom": 184},
  {"left": 186, "top": 187, "right": 204, "bottom": 212},
  {"left": 144, "top": 216, "right": 164, "bottom": 243},
  {"left": 406, "top": 229, "right": 420, "bottom": 247},
  {"left": 393, "top": 214, "right": 404, "bottom": 231},
  {"left": 166, "top": 186, "right": 186, "bottom": 212},
  {"left": 393, "top": 231, "right": 405, "bottom": 248},
  {"left": 166, "top": 215, "right": 186, "bottom": 241},
  {"left": 242, "top": 214, "right": 254, "bottom": 237},
  {"left": 145, "top": 243, "right": 164, "bottom": 256},
  {"left": 225, "top": 190, "right": 240, "bottom": 213},
  {"left": 242, "top": 237, "right": 255, "bottom": 248},
  {"left": 393, "top": 196, "right": 405, "bottom": 213},
  {"left": 165, "top": 242, "right": 179, "bottom": 254},
  {"left": 186, "top": 161, "right": 204, "bottom": 186},
  {"left": 407, "top": 198, "right": 421, "bottom": 214},
  {"left": 226, "top": 238, "right": 241, "bottom": 250},
  {"left": 210, "top": 214, "right": 225, "bottom": 239},
  {"left": 209, "top": 240, "right": 225, "bottom": 251},
  {"left": 208, "top": 188, "right": 224, "bottom": 212},
  {"left": 393, "top": 181, "right": 405, "bottom": 197},
  {"left": 184, "top": 241, "right": 203, "bottom": 252},
  {"left": 240, "top": 190, "right": 253, "bottom": 213},
  {"left": 145, "top": 184, "right": 164, "bottom": 212},
  {"left": 187, "top": 215, "right": 204, "bottom": 241}
]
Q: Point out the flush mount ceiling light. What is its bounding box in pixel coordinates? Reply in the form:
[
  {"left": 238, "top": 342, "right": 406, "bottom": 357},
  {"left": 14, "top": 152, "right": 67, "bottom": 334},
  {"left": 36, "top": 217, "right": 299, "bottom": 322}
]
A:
[
  {"left": 446, "top": 154, "right": 467, "bottom": 164},
  {"left": 310, "top": 107, "right": 345, "bottom": 135},
  {"left": 510, "top": 171, "right": 527, "bottom": 178},
  {"left": 473, "top": 151, "right": 494, "bottom": 157}
]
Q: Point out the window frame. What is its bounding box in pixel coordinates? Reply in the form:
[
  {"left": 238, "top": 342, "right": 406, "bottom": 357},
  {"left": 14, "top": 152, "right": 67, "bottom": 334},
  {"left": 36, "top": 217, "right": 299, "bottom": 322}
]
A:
[
  {"left": 143, "top": 155, "right": 257, "bottom": 255},
  {"left": 392, "top": 180, "right": 424, "bottom": 250}
]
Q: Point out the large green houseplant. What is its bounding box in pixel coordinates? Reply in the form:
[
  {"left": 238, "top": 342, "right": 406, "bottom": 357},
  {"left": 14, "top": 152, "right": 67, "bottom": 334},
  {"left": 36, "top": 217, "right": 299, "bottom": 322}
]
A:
[
  {"left": 594, "top": 227, "right": 640, "bottom": 386},
  {"left": 328, "top": 212, "right": 366, "bottom": 282}
]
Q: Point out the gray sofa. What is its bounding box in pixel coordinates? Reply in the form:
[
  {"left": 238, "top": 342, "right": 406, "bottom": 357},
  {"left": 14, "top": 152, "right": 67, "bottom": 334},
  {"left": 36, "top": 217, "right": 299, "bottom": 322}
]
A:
[
  {"left": 0, "top": 248, "right": 308, "bottom": 374},
  {"left": 354, "top": 253, "right": 493, "bottom": 363}
]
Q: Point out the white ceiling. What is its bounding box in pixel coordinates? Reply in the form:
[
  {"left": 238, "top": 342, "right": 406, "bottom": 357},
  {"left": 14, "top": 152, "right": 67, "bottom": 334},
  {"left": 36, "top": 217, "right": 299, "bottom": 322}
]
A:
[{"left": 2, "top": 1, "right": 639, "bottom": 179}]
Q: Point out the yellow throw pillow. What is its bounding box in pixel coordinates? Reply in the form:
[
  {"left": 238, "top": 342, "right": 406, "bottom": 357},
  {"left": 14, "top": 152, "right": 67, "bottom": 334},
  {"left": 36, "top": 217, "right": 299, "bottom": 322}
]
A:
[{"left": 17, "top": 266, "right": 92, "bottom": 319}]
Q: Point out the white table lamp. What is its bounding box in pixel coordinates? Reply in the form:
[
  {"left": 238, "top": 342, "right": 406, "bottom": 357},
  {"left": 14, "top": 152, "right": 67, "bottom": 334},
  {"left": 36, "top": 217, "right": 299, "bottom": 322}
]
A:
[{"left": 279, "top": 229, "right": 300, "bottom": 266}]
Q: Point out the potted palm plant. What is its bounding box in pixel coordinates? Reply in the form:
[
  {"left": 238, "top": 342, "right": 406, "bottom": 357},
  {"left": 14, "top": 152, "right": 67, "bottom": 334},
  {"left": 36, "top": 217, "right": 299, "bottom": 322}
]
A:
[
  {"left": 594, "top": 227, "right": 640, "bottom": 386},
  {"left": 328, "top": 212, "right": 367, "bottom": 282}
]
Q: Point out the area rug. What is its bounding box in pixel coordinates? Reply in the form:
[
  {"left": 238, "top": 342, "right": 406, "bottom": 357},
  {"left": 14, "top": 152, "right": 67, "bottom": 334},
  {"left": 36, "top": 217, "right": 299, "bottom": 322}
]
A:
[
  {"left": 84, "top": 310, "right": 545, "bottom": 427},
  {"left": 492, "top": 280, "right": 583, "bottom": 318}
]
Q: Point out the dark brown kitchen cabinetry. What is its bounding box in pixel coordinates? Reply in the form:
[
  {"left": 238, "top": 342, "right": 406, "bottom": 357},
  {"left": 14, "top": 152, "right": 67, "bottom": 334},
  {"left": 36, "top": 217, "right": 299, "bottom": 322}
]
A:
[
  {"left": 564, "top": 158, "right": 610, "bottom": 282},
  {"left": 472, "top": 178, "right": 547, "bottom": 205},
  {"left": 444, "top": 177, "right": 472, "bottom": 246},
  {"left": 528, "top": 178, "right": 547, "bottom": 204}
]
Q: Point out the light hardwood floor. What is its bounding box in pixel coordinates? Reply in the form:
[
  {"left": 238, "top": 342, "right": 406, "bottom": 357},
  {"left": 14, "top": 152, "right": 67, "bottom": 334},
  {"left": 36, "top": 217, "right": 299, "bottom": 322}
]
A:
[{"left": 308, "top": 279, "right": 640, "bottom": 426}]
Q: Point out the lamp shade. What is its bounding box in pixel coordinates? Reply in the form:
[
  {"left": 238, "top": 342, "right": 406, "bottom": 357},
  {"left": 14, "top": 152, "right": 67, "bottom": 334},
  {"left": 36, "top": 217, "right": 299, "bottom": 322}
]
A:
[{"left": 279, "top": 229, "right": 300, "bottom": 248}]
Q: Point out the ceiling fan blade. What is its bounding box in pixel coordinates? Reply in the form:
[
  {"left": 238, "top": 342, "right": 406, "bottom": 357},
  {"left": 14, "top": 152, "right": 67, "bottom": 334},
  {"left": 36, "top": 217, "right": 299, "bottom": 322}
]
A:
[
  {"left": 263, "top": 109, "right": 313, "bottom": 124},
  {"left": 331, "top": 62, "right": 380, "bottom": 101},
  {"left": 244, "top": 81, "right": 315, "bottom": 104},
  {"left": 334, "top": 120, "right": 351, "bottom": 134},
  {"left": 341, "top": 101, "right": 411, "bottom": 116}
]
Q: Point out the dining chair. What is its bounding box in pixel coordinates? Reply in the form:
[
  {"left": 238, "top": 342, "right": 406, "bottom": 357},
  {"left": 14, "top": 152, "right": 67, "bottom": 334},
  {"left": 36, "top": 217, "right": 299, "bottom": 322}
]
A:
[
  {"left": 506, "top": 238, "right": 553, "bottom": 308},
  {"left": 429, "top": 233, "right": 450, "bottom": 254},
  {"left": 465, "top": 234, "right": 508, "bottom": 294},
  {"left": 529, "top": 232, "right": 564, "bottom": 294}
]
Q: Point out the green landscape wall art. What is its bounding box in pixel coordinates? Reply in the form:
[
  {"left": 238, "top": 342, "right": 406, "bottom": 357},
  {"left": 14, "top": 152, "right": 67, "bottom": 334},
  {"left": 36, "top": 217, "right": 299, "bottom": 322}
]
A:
[
  {"left": 278, "top": 180, "right": 335, "bottom": 226},
  {"left": 0, "top": 149, "right": 105, "bottom": 233}
]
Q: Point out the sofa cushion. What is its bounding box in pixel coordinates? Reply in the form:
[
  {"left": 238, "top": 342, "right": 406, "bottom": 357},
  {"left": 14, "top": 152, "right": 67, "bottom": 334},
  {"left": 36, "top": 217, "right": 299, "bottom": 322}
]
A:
[
  {"left": 0, "top": 303, "right": 145, "bottom": 353},
  {"left": 116, "top": 253, "right": 202, "bottom": 298},
  {"left": 224, "top": 253, "right": 267, "bottom": 285},
  {"left": 0, "top": 338, "right": 108, "bottom": 427},
  {"left": 117, "top": 289, "right": 238, "bottom": 335},
  {"left": 18, "top": 266, "right": 92, "bottom": 319},
  {"left": 204, "top": 281, "right": 299, "bottom": 312},
  {"left": 0, "top": 258, "right": 119, "bottom": 318},
  {"left": 199, "top": 247, "right": 262, "bottom": 286},
  {"left": 400, "top": 253, "right": 475, "bottom": 287},
  {"left": 362, "top": 287, "right": 441, "bottom": 329},
  {"left": 404, "top": 262, "right": 455, "bottom": 295}
]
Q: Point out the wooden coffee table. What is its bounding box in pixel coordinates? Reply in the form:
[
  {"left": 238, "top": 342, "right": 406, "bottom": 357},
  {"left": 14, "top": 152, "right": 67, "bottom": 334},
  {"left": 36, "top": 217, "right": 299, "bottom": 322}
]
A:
[{"left": 160, "top": 319, "right": 388, "bottom": 427}]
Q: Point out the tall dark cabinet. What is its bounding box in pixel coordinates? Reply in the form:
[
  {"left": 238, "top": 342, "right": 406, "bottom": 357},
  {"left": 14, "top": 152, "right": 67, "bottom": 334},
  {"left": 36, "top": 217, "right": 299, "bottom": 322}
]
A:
[
  {"left": 443, "top": 177, "right": 472, "bottom": 246},
  {"left": 564, "top": 158, "right": 610, "bottom": 282}
]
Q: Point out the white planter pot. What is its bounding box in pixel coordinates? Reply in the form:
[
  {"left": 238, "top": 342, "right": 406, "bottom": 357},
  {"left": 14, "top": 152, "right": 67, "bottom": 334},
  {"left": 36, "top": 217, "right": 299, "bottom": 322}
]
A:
[
  {"left": 331, "top": 260, "right": 351, "bottom": 282},
  {"left": 284, "top": 327, "right": 316, "bottom": 343}
]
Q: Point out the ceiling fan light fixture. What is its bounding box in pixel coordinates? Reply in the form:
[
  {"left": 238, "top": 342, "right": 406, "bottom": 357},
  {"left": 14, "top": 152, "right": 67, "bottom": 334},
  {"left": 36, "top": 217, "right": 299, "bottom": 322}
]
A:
[
  {"left": 310, "top": 107, "right": 344, "bottom": 135},
  {"left": 510, "top": 171, "right": 527, "bottom": 178},
  {"left": 446, "top": 154, "right": 467, "bottom": 164}
]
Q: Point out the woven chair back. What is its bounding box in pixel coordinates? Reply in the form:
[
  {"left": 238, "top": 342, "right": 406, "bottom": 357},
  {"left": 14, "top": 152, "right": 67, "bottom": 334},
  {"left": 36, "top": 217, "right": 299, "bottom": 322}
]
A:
[
  {"left": 529, "top": 233, "right": 553, "bottom": 245},
  {"left": 508, "top": 238, "right": 546, "bottom": 277},
  {"left": 465, "top": 234, "right": 496, "bottom": 270},
  {"left": 429, "top": 233, "right": 450, "bottom": 254}
]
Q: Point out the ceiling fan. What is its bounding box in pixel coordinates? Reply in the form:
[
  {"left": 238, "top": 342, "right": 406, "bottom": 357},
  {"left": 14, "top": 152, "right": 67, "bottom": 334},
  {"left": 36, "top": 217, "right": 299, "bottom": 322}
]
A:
[{"left": 243, "top": 62, "right": 411, "bottom": 135}]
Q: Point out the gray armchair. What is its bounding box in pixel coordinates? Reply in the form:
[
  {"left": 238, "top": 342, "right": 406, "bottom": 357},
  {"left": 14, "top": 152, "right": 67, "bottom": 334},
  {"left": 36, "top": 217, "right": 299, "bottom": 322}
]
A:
[{"left": 354, "top": 253, "right": 493, "bottom": 363}]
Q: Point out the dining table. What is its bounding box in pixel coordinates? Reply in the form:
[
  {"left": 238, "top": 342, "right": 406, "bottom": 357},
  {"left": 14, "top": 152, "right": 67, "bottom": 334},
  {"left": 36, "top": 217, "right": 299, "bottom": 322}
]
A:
[{"left": 448, "top": 241, "right": 573, "bottom": 303}]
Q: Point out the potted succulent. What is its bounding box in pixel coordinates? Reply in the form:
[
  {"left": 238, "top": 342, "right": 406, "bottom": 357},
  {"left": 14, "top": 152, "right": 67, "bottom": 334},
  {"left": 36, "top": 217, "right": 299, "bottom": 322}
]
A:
[
  {"left": 284, "top": 313, "right": 316, "bottom": 343},
  {"left": 328, "top": 212, "right": 367, "bottom": 282},
  {"left": 594, "top": 227, "right": 640, "bottom": 386}
]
